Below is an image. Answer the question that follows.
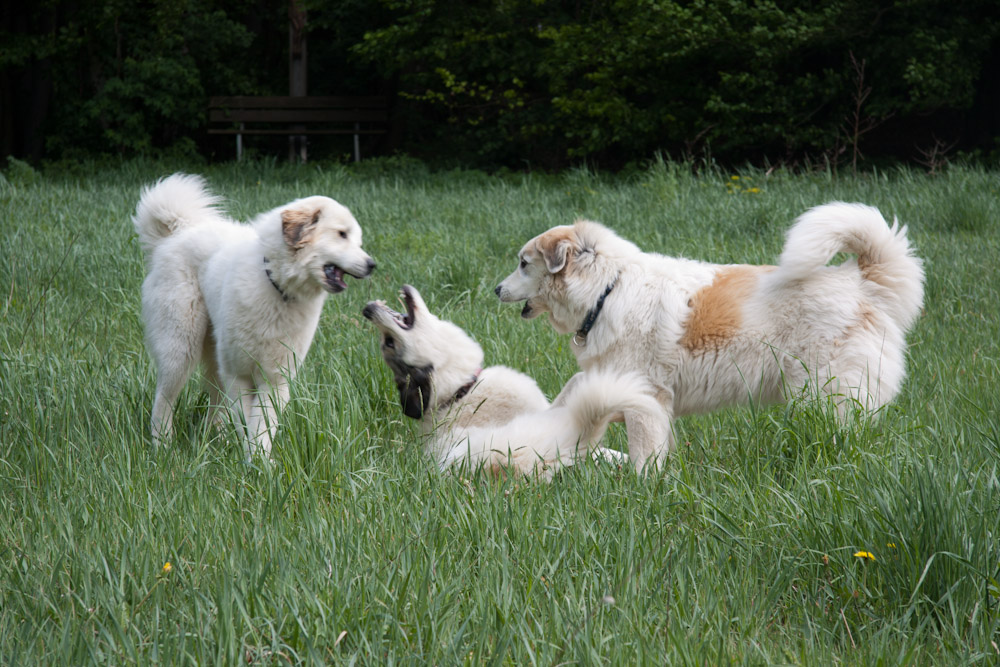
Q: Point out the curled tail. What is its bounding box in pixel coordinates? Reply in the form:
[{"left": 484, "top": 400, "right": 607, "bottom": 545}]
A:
[
  {"left": 132, "top": 173, "right": 225, "bottom": 255},
  {"left": 563, "top": 370, "right": 660, "bottom": 448},
  {"left": 441, "top": 370, "right": 660, "bottom": 478},
  {"left": 776, "top": 201, "right": 924, "bottom": 331}
]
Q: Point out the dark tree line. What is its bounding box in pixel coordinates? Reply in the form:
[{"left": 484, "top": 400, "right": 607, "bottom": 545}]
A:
[{"left": 3, "top": 0, "right": 999, "bottom": 169}]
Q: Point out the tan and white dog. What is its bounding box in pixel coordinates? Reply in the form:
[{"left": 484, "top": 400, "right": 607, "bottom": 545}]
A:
[
  {"left": 133, "top": 173, "right": 376, "bottom": 458},
  {"left": 496, "top": 202, "right": 924, "bottom": 470},
  {"left": 363, "top": 285, "right": 660, "bottom": 479}
]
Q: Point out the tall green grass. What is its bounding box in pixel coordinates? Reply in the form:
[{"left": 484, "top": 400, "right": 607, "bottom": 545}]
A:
[{"left": 1, "top": 157, "right": 998, "bottom": 663}]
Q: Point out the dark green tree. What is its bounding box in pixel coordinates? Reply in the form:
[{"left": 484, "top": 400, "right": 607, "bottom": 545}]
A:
[
  {"left": 2, "top": 0, "right": 258, "bottom": 158},
  {"left": 353, "top": 0, "right": 1000, "bottom": 167}
]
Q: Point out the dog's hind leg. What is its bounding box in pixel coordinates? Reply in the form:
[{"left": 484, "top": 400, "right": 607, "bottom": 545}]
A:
[
  {"left": 143, "top": 269, "right": 208, "bottom": 446},
  {"left": 148, "top": 327, "right": 206, "bottom": 447},
  {"left": 151, "top": 379, "right": 183, "bottom": 447},
  {"left": 201, "top": 330, "right": 225, "bottom": 427}
]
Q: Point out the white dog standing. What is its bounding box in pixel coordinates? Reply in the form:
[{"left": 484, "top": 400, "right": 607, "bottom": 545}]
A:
[
  {"left": 133, "top": 173, "right": 375, "bottom": 458},
  {"left": 496, "top": 202, "right": 924, "bottom": 471},
  {"left": 363, "top": 285, "right": 660, "bottom": 480}
]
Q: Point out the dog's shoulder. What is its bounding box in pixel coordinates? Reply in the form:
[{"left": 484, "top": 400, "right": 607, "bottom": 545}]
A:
[
  {"left": 477, "top": 366, "right": 549, "bottom": 405},
  {"left": 457, "top": 366, "right": 549, "bottom": 425}
]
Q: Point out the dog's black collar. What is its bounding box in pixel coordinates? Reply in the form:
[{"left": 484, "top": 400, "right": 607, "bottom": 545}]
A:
[
  {"left": 573, "top": 279, "right": 616, "bottom": 346},
  {"left": 263, "top": 257, "right": 291, "bottom": 302}
]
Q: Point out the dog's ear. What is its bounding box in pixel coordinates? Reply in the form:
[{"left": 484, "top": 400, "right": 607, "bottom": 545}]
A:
[
  {"left": 395, "top": 366, "right": 432, "bottom": 420},
  {"left": 538, "top": 231, "right": 578, "bottom": 274},
  {"left": 281, "top": 208, "right": 322, "bottom": 250}
]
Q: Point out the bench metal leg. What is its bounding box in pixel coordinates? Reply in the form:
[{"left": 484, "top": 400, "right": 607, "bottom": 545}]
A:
[
  {"left": 237, "top": 123, "right": 244, "bottom": 161},
  {"left": 354, "top": 122, "right": 361, "bottom": 162},
  {"left": 288, "top": 135, "right": 307, "bottom": 163}
]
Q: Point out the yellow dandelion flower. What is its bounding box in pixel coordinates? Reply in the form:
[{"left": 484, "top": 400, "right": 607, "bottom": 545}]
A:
[
  {"left": 887, "top": 543, "right": 896, "bottom": 548},
  {"left": 731, "top": 175, "right": 740, "bottom": 180},
  {"left": 162, "top": 562, "right": 173, "bottom": 574},
  {"left": 748, "top": 187, "right": 761, "bottom": 193},
  {"left": 854, "top": 551, "right": 875, "bottom": 561}
]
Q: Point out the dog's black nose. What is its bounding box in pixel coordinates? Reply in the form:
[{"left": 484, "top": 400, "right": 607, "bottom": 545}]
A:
[
  {"left": 366, "top": 258, "right": 377, "bottom": 275},
  {"left": 494, "top": 285, "right": 502, "bottom": 296},
  {"left": 362, "top": 303, "right": 375, "bottom": 320}
]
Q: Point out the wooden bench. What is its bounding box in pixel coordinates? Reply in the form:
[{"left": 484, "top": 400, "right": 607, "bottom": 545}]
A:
[{"left": 208, "top": 96, "right": 388, "bottom": 162}]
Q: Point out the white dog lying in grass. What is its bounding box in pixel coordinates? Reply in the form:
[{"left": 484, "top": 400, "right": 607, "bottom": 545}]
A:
[
  {"left": 496, "top": 202, "right": 924, "bottom": 470},
  {"left": 133, "top": 173, "right": 375, "bottom": 458},
  {"left": 363, "top": 285, "right": 660, "bottom": 480}
]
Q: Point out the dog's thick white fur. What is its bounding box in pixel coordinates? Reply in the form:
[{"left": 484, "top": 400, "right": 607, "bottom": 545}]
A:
[
  {"left": 496, "top": 202, "right": 924, "bottom": 471},
  {"left": 133, "top": 173, "right": 375, "bottom": 458},
  {"left": 362, "top": 285, "right": 660, "bottom": 480}
]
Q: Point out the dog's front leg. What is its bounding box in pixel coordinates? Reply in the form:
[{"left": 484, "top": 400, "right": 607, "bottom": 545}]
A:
[
  {"left": 222, "top": 375, "right": 262, "bottom": 459},
  {"left": 624, "top": 396, "right": 673, "bottom": 472},
  {"left": 245, "top": 375, "right": 291, "bottom": 460},
  {"left": 245, "top": 392, "right": 273, "bottom": 460}
]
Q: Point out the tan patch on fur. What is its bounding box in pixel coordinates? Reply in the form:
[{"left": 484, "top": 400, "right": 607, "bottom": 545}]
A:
[
  {"left": 680, "top": 265, "right": 773, "bottom": 353},
  {"left": 536, "top": 227, "right": 579, "bottom": 274},
  {"left": 486, "top": 459, "right": 511, "bottom": 480},
  {"left": 858, "top": 256, "right": 893, "bottom": 291},
  {"left": 857, "top": 307, "right": 878, "bottom": 331},
  {"left": 835, "top": 306, "right": 879, "bottom": 347},
  {"left": 281, "top": 208, "right": 319, "bottom": 249}
]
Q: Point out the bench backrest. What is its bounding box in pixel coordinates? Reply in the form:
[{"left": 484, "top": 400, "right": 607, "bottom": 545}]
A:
[{"left": 209, "top": 96, "right": 387, "bottom": 124}]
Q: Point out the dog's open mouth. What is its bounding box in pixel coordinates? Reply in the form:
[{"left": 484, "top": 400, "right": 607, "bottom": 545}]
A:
[
  {"left": 323, "top": 264, "right": 348, "bottom": 293},
  {"left": 362, "top": 285, "right": 416, "bottom": 329},
  {"left": 392, "top": 286, "right": 416, "bottom": 329}
]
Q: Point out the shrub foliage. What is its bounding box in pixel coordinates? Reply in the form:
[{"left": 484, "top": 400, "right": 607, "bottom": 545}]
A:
[{"left": 3, "top": 0, "right": 998, "bottom": 166}]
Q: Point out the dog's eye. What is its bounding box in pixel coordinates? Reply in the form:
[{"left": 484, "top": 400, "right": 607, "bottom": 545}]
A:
[
  {"left": 339, "top": 230, "right": 348, "bottom": 239},
  {"left": 519, "top": 258, "right": 528, "bottom": 269},
  {"left": 384, "top": 335, "right": 395, "bottom": 349}
]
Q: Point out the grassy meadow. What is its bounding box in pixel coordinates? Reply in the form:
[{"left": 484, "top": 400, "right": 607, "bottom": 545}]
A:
[{"left": 1, "top": 157, "right": 998, "bottom": 664}]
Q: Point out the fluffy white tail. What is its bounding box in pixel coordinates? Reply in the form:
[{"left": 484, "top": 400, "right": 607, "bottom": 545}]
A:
[
  {"left": 776, "top": 202, "right": 924, "bottom": 331},
  {"left": 563, "top": 370, "right": 660, "bottom": 447},
  {"left": 132, "top": 173, "right": 225, "bottom": 255},
  {"left": 440, "top": 370, "right": 659, "bottom": 479}
]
